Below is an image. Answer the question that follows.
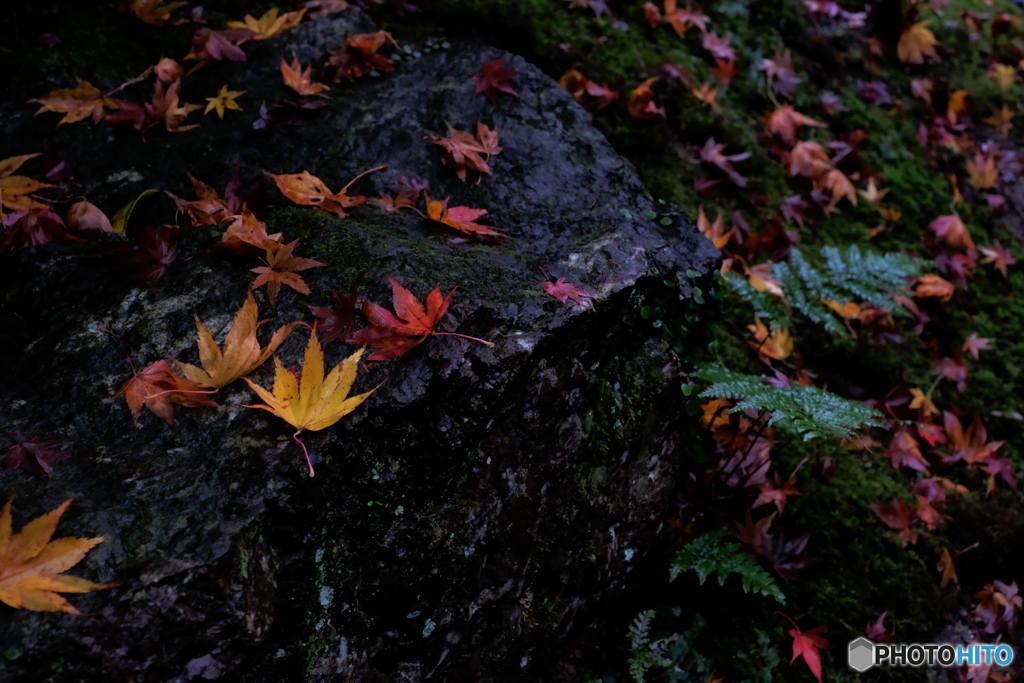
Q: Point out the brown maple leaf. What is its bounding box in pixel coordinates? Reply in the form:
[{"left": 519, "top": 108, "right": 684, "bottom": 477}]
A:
[
  {"left": 558, "top": 69, "right": 619, "bottom": 112},
  {"left": 65, "top": 200, "right": 112, "bottom": 237},
  {"left": 871, "top": 496, "right": 918, "bottom": 546},
  {"left": 928, "top": 214, "right": 975, "bottom": 251},
  {"left": 472, "top": 58, "right": 523, "bottom": 104},
  {"left": 898, "top": 21, "right": 940, "bottom": 64},
  {"left": 28, "top": 78, "right": 118, "bottom": 127},
  {"left": 350, "top": 280, "right": 491, "bottom": 361},
  {"left": 250, "top": 240, "right": 325, "bottom": 305},
  {"left": 219, "top": 208, "right": 283, "bottom": 255},
  {"left": 111, "top": 358, "right": 217, "bottom": 425},
  {"left": 176, "top": 294, "right": 300, "bottom": 388},
  {"left": 0, "top": 497, "right": 114, "bottom": 614},
  {"left": 327, "top": 31, "right": 397, "bottom": 83},
  {"left": 185, "top": 28, "right": 255, "bottom": 62},
  {"left": 425, "top": 122, "right": 503, "bottom": 182}
]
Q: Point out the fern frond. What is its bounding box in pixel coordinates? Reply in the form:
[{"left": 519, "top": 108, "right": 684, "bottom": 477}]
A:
[
  {"left": 692, "top": 362, "right": 885, "bottom": 441},
  {"left": 726, "top": 246, "right": 921, "bottom": 334},
  {"left": 670, "top": 531, "right": 785, "bottom": 603}
]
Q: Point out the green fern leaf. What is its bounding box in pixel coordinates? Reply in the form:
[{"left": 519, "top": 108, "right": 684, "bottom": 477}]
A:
[{"left": 670, "top": 531, "right": 785, "bottom": 603}]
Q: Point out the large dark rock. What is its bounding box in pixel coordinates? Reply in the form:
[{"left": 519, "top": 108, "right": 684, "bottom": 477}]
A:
[{"left": 0, "top": 8, "right": 717, "bottom": 681}]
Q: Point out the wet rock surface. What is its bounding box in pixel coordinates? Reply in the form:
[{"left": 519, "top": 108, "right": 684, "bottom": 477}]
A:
[{"left": 0, "top": 8, "right": 716, "bottom": 681}]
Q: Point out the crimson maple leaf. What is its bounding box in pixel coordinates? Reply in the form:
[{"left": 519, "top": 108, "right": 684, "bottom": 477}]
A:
[
  {"left": 865, "top": 612, "right": 897, "bottom": 643},
  {"left": 349, "top": 280, "right": 491, "bottom": 361},
  {"left": 787, "top": 624, "right": 829, "bottom": 683},
  {"left": 3, "top": 438, "right": 70, "bottom": 479},
  {"left": 472, "top": 58, "right": 523, "bottom": 105},
  {"left": 309, "top": 286, "right": 359, "bottom": 343},
  {"left": 111, "top": 226, "right": 183, "bottom": 283},
  {"left": 539, "top": 269, "right": 594, "bottom": 307}
]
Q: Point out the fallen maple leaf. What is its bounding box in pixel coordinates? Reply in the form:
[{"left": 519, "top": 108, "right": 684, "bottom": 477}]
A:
[
  {"left": 424, "top": 194, "right": 502, "bottom": 239},
  {"left": 281, "top": 55, "right": 331, "bottom": 96},
  {"left": 0, "top": 208, "right": 68, "bottom": 251},
  {"left": 700, "top": 137, "right": 751, "bottom": 187},
  {"left": 3, "top": 438, "right": 70, "bottom": 479},
  {"left": 111, "top": 226, "right": 182, "bottom": 282},
  {"left": 219, "top": 208, "right": 283, "bottom": 255},
  {"left": 176, "top": 294, "right": 300, "bottom": 388},
  {"left": 185, "top": 28, "right": 255, "bottom": 62},
  {"left": 865, "top": 612, "right": 897, "bottom": 643},
  {"left": 627, "top": 77, "right": 665, "bottom": 119},
  {"left": 0, "top": 154, "right": 52, "bottom": 216},
  {"left": 65, "top": 200, "right": 112, "bottom": 237},
  {"left": 963, "top": 333, "right": 993, "bottom": 359},
  {"left": 898, "top": 21, "right": 940, "bottom": 64},
  {"left": 709, "top": 58, "right": 738, "bottom": 86},
  {"left": 558, "top": 69, "right": 618, "bottom": 111},
  {"left": 983, "top": 105, "right": 1014, "bottom": 134},
  {"left": 760, "top": 50, "right": 802, "bottom": 97},
  {"left": 250, "top": 240, "right": 325, "bottom": 305},
  {"left": 766, "top": 105, "right": 826, "bottom": 147},
  {"left": 871, "top": 496, "right": 918, "bottom": 546},
  {"left": 702, "top": 32, "right": 736, "bottom": 60},
  {"left": 267, "top": 166, "right": 382, "bottom": 219},
  {"left": 309, "top": 286, "right": 359, "bottom": 342},
  {"left": 204, "top": 85, "right": 246, "bottom": 119},
  {"left": 472, "top": 58, "right": 523, "bottom": 104},
  {"left": 327, "top": 31, "right": 396, "bottom": 82},
  {"left": 664, "top": 0, "right": 710, "bottom": 37},
  {"left": 227, "top": 7, "right": 306, "bottom": 40},
  {"left": 966, "top": 152, "right": 999, "bottom": 191},
  {"left": 947, "top": 90, "right": 970, "bottom": 125},
  {"left": 243, "top": 330, "right": 375, "bottom": 476},
  {"left": 980, "top": 241, "right": 1016, "bottom": 278},
  {"left": 29, "top": 78, "right": 118, "bottom": 127},
  {"left": 128, "top": 0, "right": 187, "bottom": 25},
  {"left": 748, "top": 317, "right": 793, "bottom": 361},
  {"left": 111, "top": 358, "right": 217, "bottom": 424},
  {"left": 425, "top": 122, "right": 503, "bottom": 182},
  {"left": 696, "top": 205, "right": 733, "bottom": 248},
  {"left": 350, "top": 280, "right": 491, "bottom": 361},
  {"left": 881, "top": 428, "right": 929, "bottom": 472},
  {"left": 692, "top": 83, "right": 721, "bottom": 111},
  {"left": 786, "top": 623, "right": 830, "bottom": 683},
  {"left": 937, "top": 548, "right": 958, "bottom": 588},
  {"left": 0, "top": 497, "right": 114, "bottom": 614},
  {"left": 914, "top": 274, "right": 955, "bottom": 302},
  {"left": 539, "top": 268, "right": 594, "bottom": 307},
  {"left": 929, "top": 214, "right": 974, "bottom": 251}
]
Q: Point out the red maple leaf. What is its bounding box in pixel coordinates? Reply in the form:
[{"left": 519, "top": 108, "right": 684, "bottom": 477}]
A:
[
  {"left": 350, "top": 280, "right": 490, "bottom": 361},
  {"left": 702, "top": 32, "right": 736, "bottom": 60},
  {"left": 881, "top": 428, "right": 930, "bottom": 472},
  {"left": 3, "top": 438, "right": 71, "bottom": 479},
  {"left": 865, "top": 612, "right": 897, "bottom": 643},
  {"left": 110, "top": 359, "right": 216, "bottom": 425},
  {"left": 871, "top": 496, "right": 918, "bottom": 546},
  {"left": 787, "top": 623, "right": 830, "bottom": 683},
  {"left": 472, "top": 58, "right": 523, "bottom": 105},
  {"left": 539, "top": 269, "right": 594, "bottom": 307},
  {"left": 112, "top": 225, "right": 183, "bottom": 282}
]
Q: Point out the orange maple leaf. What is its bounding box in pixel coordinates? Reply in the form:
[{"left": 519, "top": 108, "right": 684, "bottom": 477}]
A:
[
  {"left": 914, "top": 274, "right": 955, "bottom": 302},
  {"left": 243, "top": 331, "right": 375, "bottom": 476},
  {"left": 266, "top": 166, "right": 382, "bottom": 219},
  {"left": 219, "top": 208, "right": 283, "bottom": 255},
  {"left": 898, "top": 21, "right": 940, "bottom": 64},
  {"left": 696, "top": 206, "right": 733, "bottom": 248},
  {"left": 966, "top": 152, "right": 999, "bottom": 191},
  {"left": 947, "top": 90, "right": 969, "bottom": 125},
  {"left": 176, "top": 294, "right": 300, "bottom": 388},
  {"left": 111, "top": 359, "right": 217, "bottom": 425},
  {"left": 281, "top": 55, "right": 331, "bottom": 96},
  {"left": 928, "top": 214, "right": 975, "bottom": 251},
  {"left": 627, "top": 77, "right": 665, "bottom": 119},
  {"left": 425, "top": 122, "right": 503, "bottom": 182},
  {"left": 692, "top": 83, "right": 721, "bottom": 111},
  {"left": 983, "top": 105, "right": 1014, "bottom": 134},
  {"left": 424, "top": 194, "right": 503, "bottom": 239},
  {"left": 0, "top": 497, "right": 114, "bottom": 614},
  {"left": 937, "top": 549, "right": 958, "bottom": 588},
  {"left": 765, "top": 105, "right": 826, "bottom": 147},
  {"left": 128, "top": 0, "right": 187, "bottom": 25},
  {"left": 748, "top": 317, "right": 793, "bottom": 361},
  {"left": 327, "top": 31, "right": 397, "bottom": 83},
  {"left": 250, "top": 240, "right": 325, "bottom": 305}
]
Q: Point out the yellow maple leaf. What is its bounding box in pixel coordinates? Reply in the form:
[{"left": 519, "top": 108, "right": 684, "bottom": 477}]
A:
[
  {"left": 243, "top": 331, "right": 376, "bottom": 476},
  {"left": 897, "top": 21, "right": 940, "bottom": 64},
  {"left": 986, "top": 63, "right": 1017, "bottom": 90},
  {"left": 176, "top": 294, "right": 299, "bottom": 388},
  {"left": 0, "top": 497, "right": 114, "bottom": 614},
  {"left": 857, "top": 177, "right": 888, "bottom": 205},
  {"left": 909, "top": 388, "right": 938, "bottom": 417},
  {"left": 947, "top": 90, "right": 969, "bottom": 125},
  {"left": 747, "top": 317, "right": 793, "bottom": 361},
  {"left": 204, "top": 85, "right": 246, "bottom": 119},
  {"left": 129, "top": 0, "right": 188, "bottom": 25},
  {"left": 227, "top": 7, "right": 306, "bottom": 40},
  {"left": 0, "top": 154, "right": 52, "bottom": 216},
  {"left": 983, "top": 105, "right": 1014, "bottom": 134}
]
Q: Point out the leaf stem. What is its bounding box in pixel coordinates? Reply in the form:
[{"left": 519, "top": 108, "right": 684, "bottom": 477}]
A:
[
  {"left": 293, "top": 431, "right": 315, "bottom": 477},
  {"left": 432, "top": 331, "right": 494, "bottom": 346}
]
